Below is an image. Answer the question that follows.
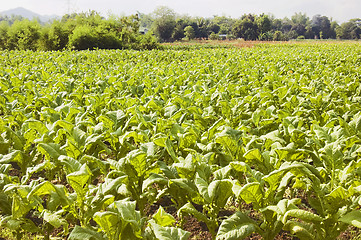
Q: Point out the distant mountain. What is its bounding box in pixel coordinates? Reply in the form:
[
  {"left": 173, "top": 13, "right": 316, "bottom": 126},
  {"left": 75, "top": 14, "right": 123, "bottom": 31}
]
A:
[{"left": 0, "top": 7, "right": 58, "bottom": 22}]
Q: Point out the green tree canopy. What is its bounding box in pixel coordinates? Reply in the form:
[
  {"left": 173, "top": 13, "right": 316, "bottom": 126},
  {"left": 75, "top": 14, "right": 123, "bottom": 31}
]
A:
[
  {"left": 152, "top": 6, "right": 176, "bottom": 42},
  {"left": 184, "top": 25, "right": 195, "bottom": 40}
]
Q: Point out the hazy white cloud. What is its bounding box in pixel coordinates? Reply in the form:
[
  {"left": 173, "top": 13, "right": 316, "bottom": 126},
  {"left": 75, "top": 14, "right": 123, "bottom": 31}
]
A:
[{"left": 0, "top": 0, "right": 360, "bottom": 22}]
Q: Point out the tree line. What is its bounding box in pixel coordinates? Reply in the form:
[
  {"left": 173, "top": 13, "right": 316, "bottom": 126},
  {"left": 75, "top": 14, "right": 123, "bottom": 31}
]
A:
[
  {"left": 0, "top": 6, "right": 360, "bottom": 51},
  {"left": 146, "top": 6, "right": 361, "bottom": 42},
  {"left": 0, "top": 11, "right": 158, "bottom": 51}
]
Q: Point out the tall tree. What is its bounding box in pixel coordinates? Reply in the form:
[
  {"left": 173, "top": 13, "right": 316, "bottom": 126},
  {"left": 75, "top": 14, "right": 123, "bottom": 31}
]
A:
[
  {"left": 152, "top": 6, "right": 176, "bottom": 42},
  {"left": 336, "top": 19, "right": 361, "bottom": 39},
  {"left": 232, "top": 14, "right": 258, "bottom": 40},
  {"left": 257, "top": 14, "right": 272, "bottom": 34},
  {"left": 212, "top": 16, "right": 235, "bottom": 35},
  {"left": 184, "top": 26, "right": 196, "bottom": 40},
  {"left": 195, "top": 17, "right": 209, "bottom": 38},
  {"left": 290, "top": 12, "right": 310, "bottom": 37},
  {"left": 291, "top": 12, "right": 309, "bottom": 25},
  {"left": 312, "top": 15, "right": 334, "bottom": 39}
]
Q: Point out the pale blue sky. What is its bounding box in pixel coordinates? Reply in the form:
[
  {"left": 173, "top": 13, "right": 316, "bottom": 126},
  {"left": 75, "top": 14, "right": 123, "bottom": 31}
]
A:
[{"left": 1, "top": 0, "right": 360, "bottom": 22}]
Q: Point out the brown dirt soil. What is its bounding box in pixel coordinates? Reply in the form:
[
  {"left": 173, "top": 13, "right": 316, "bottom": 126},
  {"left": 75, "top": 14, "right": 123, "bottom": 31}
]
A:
[
  {"left": 8, "top": 163, "right": 21, "bottom": 177},
  {"left": 162, "top": 39, "right": 355, "bottom": 49},
  {"left": 145, "top": 195, "right": 178, "bottom": 217},
  {"left": 338, "top": 226, "right": 361, "bottom": 240},
  {"left": 183, "top": 215, "right": 213, "bottom": 240},
  {"left": 161, "top": 39, "right": 289, "bottom": 49}
]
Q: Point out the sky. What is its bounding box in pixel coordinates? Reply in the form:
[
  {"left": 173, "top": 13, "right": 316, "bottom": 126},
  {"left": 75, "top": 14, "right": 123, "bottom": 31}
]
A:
[{"left": 0, "top": 0, "right": 360, "bottom": 23}]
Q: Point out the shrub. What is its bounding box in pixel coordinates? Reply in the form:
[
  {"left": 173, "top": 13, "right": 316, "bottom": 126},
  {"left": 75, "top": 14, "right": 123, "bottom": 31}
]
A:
[
  {"left": 209, "top": 32, "right": 219, "bottom": 40},
  {"left": 7, "top": 19, "right": 41, "bottom": 50},
  {"left": 68, "top": 25, "right": 99, "bottom": 50},
  {"left": 40, "top": 21, "right": 70, "bottom": 50},
  {"left": 0, "top": 22, "right": 9, "bottom": 49}
]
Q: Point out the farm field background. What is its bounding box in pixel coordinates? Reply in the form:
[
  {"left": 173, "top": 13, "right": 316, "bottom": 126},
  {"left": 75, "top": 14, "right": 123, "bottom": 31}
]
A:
[{"left": 1, "top": 42, "right": 361, "bottom": 239}]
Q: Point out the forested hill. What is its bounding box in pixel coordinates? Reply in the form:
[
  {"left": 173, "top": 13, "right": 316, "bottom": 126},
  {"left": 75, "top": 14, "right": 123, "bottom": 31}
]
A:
[{"left": 0, "top": 7, "right": 58, "bottom": 23}]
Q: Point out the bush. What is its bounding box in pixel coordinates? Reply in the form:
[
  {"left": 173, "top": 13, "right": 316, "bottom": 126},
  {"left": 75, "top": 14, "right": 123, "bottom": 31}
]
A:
[
  {"left": 40, "top": 21, "right": 70, "bottom": 50},
  {"left": 68, "top": 25, "right": 100, "bottom": 50},
  {"left": 226, "top": 34, "right": 236, "bottom": 40},
  {"left": 7, "top": 19, "right": 41, "bottom": 50},
  {"left": 0, "top": 22, "right": 9, "bottom": 49},
  {"left": 137, "top": 33, "right": 159, "bottom": 50},
  {"left": 273, "top": 31, "right": 287, "bottom": 41},
  {"left": 258, "top": 31, "right": 273, "bottom": 41},
  {"left": 184, "top": 26, "right": 195, "bottom": 40},
  {"left": 209, "top": 32, "right": 219, "bottom": 40},
  {"left": 0, "top": 12, "right": 159, "bottom": 51}
]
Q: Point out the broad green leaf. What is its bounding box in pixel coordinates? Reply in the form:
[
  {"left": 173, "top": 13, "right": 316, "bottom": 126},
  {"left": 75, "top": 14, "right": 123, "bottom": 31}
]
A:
[
  {"left": 67, "top": 164, "right": 92, "bottom": 198},
  {"left": 236, "top": 182, "right": 263, "bottom": 209},
  {"left": 215, "top": 126, "right": 241, "bottom": 157},
  {"left": 59, "top": 155, "right": 82, "bottom": 173},
  {"left": 22, "top": 119, "right": 48, "bottom": 135},
  {"left": 68, "top": 225, "right": 106, "bottom": 240},
  {"left": 207, "top": 118, "right": 225, "bottom": 140},
  {"left": 165, "top": 137, "right": 178, "bottom": 162},
  {"left": 140, "top": 142, "right": 157, "bottom": 157},
  {"left": 208, "top": 179, "right": 233, "bottom": 208},
  {"left": 0, "top": 150, "right": 23, "bottom": 166},
  {"left": 28, "top": 181, "right": 69, "bottom": 209},
  {"left": 38, "top": 143, "right": 65, "bottom": 160},
  {"left": 142, "top": 173, "right": 168, "bottom": 191},
  {"left": 177, "top": 202, "right": 208, "bottom": 223},
  {"left": 54, "top": 120, "right": 74, "bottom": 132},
  {"left": 4, "top": 126, "right": 24, "bottom": 150},
  {"left": 325, "top": 186, "right": 348, "bottom": 210},
  {"left": 244, "top": 148, "right": 263, "bottom": 162},
  {"left": 173, "top": 154, "right": 196, "bottom": 179},
  {"left": 179, "top": 132, "right": 197, "bottom": 149},
  {"left": 0, "top": 142, "right": 10, "bottom": 154},
  {"left": 149, "top": 220, "right": 190, "bottom": 240},
  {"left": 195, "top": 173, "right": 210, "bottom": 203},
  {"left": 128, "top": 150, "right": 148, "bottom": 177},
  {"left": 216, "top": 211, "right": 259, "bottom": 240},
  {"left": 264, "top": 198, "right": 300, "bottom": 217},
  {"left": 0, "top": 193, "right": 11, "bottom": 215},
  {"left": 72, "top": 127, "right": 87, "bottom": 147},
  {"left": 112, "top": 200, "right": 142, "bottom": 238},
  {"left": 93, "top": 211, "right": 119, "bottom": 239},
  {"left": 283, "top": 221, "right": 315, "bottom": 240},
  {"left": 153, "top": 135, "right": 167, "bottom": 147},
  {"left": 100, "top": 176, "right": 126, "bottom": 195},
  {"left": 28, "top": 181, "right": 57, "bottom": 198},
  {"left": 158, "top": 161, "right": 178, "bottom": 179},
  {"left": 213, "top": 165, "right": 232, "bottom": 180},
  {"left": 169, "top": 178, "right": 197, "bottom": 197},
  {"left": 3, "top": 217, "right": 40, "bottom": 233},
  {"left": 339, "top": 210, "right": 361, "bottom": 228},
  {"left": 41, "top": 209, "right": 67, "bottom": 229},
  {"left": 113, "top": 199, "right": 141, "bottom": 224},
  {"left": 252, "top": 109, "right": 262, "bottom": 127},
  {"left": 283, "top": 209, "right": 323, "bottom": 224},
  {"left": 80, "top": 155, "right": 108, "bottom": 174},
  {"left": 12, "top": 195, "right": 32, "bottom": 218},
  {"left": 153, "top": 206, "right": 176, "bottom": 227}
]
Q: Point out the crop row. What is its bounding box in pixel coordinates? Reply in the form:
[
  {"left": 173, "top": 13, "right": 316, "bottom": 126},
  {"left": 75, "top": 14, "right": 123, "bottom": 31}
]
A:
[{"left": 1, "top": 43, "right": 361, "bottom": 239}]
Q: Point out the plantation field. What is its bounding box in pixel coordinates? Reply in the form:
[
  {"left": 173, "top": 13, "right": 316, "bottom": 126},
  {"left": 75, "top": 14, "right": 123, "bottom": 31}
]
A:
[{"left": 1, "top": 42, "right": 361, "bottom": 239}]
